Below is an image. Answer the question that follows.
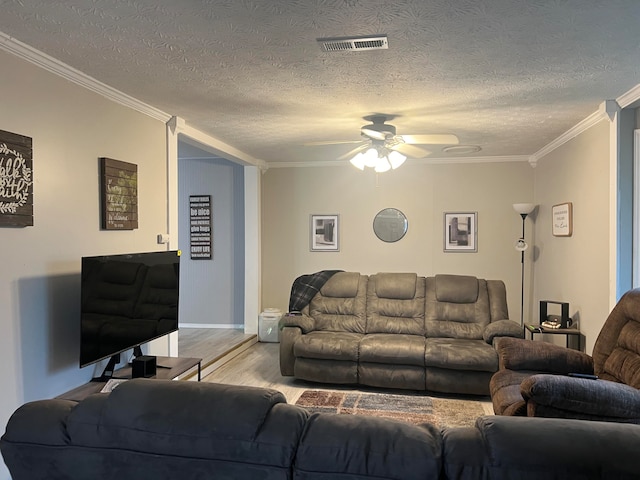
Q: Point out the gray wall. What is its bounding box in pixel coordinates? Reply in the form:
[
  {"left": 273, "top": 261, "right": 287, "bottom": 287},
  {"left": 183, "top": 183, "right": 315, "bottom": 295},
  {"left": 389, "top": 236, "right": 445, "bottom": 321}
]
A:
[
  {"left": 0, "top": 50, "right": 168, "bottom": 479},
  {"left": 177, "top": 144, "right": 245, "bottom": 327}
]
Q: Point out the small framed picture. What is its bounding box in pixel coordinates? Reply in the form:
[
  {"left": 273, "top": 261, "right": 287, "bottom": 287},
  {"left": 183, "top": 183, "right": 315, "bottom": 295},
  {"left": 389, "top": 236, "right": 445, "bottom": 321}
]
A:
[
  {"left": 444, "top": 212, "right": 477, "bottom": 252},
  {"left": 310, "top": 214, "right": 339, "bottom": 251},
  {"left": 552, "top": 202, "right": 573, "bottom": 237}
]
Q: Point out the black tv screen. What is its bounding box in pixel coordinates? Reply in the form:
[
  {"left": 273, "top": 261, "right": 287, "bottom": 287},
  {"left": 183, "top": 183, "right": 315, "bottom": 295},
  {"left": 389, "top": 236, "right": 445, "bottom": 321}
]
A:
[{"left": 80, "top": 250, "right": 180, "bottom": 368}]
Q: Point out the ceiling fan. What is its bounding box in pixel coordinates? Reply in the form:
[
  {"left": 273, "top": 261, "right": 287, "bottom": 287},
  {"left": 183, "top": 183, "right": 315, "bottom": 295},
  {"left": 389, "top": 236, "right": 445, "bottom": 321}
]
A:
[{"left": 336, "top": 115, "right": 459, "bottom": 162}]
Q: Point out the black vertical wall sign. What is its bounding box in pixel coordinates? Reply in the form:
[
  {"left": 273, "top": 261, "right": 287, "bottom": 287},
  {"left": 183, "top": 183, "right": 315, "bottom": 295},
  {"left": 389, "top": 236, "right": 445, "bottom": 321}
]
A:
[
  {"left": 190, "top": 195, "right": 212, "bottom": 259},
  {"left": 0, "top": 129, "right": 34, "bottom": 227}
]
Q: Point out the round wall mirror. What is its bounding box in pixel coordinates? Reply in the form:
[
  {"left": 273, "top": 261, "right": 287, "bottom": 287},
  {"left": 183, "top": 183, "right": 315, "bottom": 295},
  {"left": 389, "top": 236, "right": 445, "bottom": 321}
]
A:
[{"left": 373, "top": 208, "right": 408, "bottom": 242}]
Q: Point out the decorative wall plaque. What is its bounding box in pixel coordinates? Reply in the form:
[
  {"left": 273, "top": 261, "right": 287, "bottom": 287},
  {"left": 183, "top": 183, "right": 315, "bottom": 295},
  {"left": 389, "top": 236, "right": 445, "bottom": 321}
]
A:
[
  {"left": 552, "top": 202, "right": 573, "bottom": 237},
  {"left": 0, "top": 129, "right": 33, "bottom": 227},
  {"left": 99, "top": 157, "right": 138, "bottom": 230},
  {"left": 189, "top": 195, "right": 212, "bottom": 259}
]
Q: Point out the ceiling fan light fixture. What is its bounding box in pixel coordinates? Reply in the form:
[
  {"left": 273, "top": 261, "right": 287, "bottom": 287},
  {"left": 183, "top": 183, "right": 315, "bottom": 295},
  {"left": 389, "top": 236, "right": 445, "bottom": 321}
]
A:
[
  {"left": 349, "top": 152, "right": 366, "bottom": 170},
  {"left": 374, "top": 157, "right": 391, "bottom": 173},
  {"left": 388, "top": 150, "right": 406, "bottom": 169},
  {"left": 363, "top": 147, "right": 378, "bottom": 168}
]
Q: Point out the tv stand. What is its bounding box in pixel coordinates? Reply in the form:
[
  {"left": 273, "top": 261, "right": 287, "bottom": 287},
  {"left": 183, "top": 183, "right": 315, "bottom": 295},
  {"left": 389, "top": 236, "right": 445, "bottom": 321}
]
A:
[
  {"left": 58, "top": 356, "right": 202, "bottom": 402},
  {"left": 96, "top": 353, "right": 122, "bottom": 382}
]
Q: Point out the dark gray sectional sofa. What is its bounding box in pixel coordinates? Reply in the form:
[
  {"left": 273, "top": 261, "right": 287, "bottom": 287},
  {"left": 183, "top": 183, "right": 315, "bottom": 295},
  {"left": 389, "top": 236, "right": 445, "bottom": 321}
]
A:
[
  {"left": 2, "top": 379, "right": 639, "bottom": 480},
  {"left": 280, "top": 272, "right": 523, "bottom": 395}
]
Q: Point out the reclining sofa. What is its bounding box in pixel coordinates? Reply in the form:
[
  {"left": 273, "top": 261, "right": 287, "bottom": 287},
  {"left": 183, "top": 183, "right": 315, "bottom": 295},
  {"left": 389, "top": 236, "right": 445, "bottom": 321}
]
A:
[
  {"left": 280, "top": 272, "right": 522, "bottom": 395},
  {"left": 2, "top": 379, "right": 639, "bottom": 480}
]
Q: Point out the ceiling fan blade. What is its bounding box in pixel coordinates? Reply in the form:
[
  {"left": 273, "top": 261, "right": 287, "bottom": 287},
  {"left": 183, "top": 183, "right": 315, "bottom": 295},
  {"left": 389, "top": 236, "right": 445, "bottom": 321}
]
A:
[
  {"left": 337, "top": 143, "right": 369, "bottom": 161},
  {"left": 361, "top": 128, "right": 387, "bottom": 141},
  {"left": 401, "top": 134, "right": 459, "bottom": 145},
  {"left": 304, "top": 140, "right": 364, "bottom": 146},
  {"left": 390, "top": 143, "right": 432, "bottom": 158}
]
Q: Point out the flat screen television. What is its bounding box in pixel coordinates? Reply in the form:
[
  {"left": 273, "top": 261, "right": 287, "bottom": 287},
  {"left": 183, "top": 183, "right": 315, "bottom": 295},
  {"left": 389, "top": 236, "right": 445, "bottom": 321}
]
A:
[{"left": 80, "top": 250, "right": 181, "bottom": 379}]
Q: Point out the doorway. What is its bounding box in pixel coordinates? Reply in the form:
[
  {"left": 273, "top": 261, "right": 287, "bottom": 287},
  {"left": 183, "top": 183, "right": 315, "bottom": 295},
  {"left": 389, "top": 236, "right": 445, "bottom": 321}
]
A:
[{"left": 176, "top": 140, "right": 247, "bottom": 360}]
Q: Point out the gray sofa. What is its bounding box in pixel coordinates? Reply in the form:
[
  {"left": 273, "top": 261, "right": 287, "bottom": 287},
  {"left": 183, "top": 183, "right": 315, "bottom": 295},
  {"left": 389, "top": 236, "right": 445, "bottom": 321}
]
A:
[
  {"left": 280, "top": 272, "right": 522, "bottom": 395},
  {"left": 2, "top": 379, "right": 639, "bottom": 480}
]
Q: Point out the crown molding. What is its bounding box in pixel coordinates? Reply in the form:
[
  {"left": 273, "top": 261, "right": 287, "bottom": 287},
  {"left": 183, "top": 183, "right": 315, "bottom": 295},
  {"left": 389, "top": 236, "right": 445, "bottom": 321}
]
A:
[
  {"left": 1, "top": 32, "right": 265, "bottom": 168},
  {"left": 172, "top": 117, "right": 267, "bottom": 169},
  {"left": 616, "top": 83, "right": 640, "bottom": 109},
  {"left": 529, "top": 104, "right": 613, "bottom": 165},
  {"left": 528, "top": 81, "right": 640, "bottom": 165},
  {"left": 0, "top": 31, "right": 171, "bottom": 122}
]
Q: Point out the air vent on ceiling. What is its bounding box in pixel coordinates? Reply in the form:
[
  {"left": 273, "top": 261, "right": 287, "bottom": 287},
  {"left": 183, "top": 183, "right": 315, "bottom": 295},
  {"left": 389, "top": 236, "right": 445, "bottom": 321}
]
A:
[{"left": 318, "top": 35, "right": 388, "bottom": 52}]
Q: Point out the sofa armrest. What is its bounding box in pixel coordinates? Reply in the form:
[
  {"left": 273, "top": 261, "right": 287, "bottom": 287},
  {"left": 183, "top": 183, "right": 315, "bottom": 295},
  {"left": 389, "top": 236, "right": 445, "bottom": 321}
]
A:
[
  {"left": 483, "top": 320, "right": 523, "bottom": 343},
  {"left": 279, "top": 326, "right": 301, "bottom": 376},
  {"left": 495, "top": 337, "right": 593, "bottom": 373},
  {"left": 279, "top": 313, "right": 314, "bottom": 333},
  {"left": 522, "top": 374, "right": 640, "bottom": 421}
]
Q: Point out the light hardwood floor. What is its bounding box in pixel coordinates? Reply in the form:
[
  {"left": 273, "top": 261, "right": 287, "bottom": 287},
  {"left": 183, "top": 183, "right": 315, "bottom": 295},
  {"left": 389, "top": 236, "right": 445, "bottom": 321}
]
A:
[
  {"left": 194, "top": 340, "right": 494, "bottom": 415},
  {"left": 179, "top": 328, "right": 255, "bottom": 362}
]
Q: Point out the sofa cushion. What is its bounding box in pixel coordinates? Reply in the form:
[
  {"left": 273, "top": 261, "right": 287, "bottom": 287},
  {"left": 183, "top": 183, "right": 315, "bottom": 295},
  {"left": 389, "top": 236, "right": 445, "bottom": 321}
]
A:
[
  {"left": 319, "top": 271, "right": 360, "bottom": 298},
  {"left": 295, "top": 413, "right": 442, "bottom": 480},
  {"left": 66, "top": 380, "right": 308, "bottom": 465},
  {"left": 359, "top": 334, "right": 426, "bottom": 366},
  {"left": 443, "top": 416, "right": 640, "bottom": 480},
  {"left": 425, "top": 338, "right": 498, "bottom": 372},
  {"left": 294, "top": 331, "right": 363, "bottom": 361},
  {"left": 366, "top": 274, "right": 426, "bottom": 335},
  {"left": 310, "top": 274, "right": 367, "bottom": 333},
  {"left": 374, "top": 272, "right": 417, "bottom": 299},
  {"left": 602, "top": 321, "right": 640, "bottom": 388},
  {"left": 425, "top": 277, "right": 490, "bottom": 339},
  {"left": 294, "top": 358, "right": 358, "bottom": 384},
  {"left": 435, "top": 274, "right": 478, "bottom": 303}
]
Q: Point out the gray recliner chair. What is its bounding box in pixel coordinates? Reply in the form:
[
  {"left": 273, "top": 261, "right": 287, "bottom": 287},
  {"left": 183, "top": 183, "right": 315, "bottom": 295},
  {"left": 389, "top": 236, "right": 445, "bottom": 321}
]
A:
[{"left": 490, "top": 288, "right": 640, "bottom": 423}]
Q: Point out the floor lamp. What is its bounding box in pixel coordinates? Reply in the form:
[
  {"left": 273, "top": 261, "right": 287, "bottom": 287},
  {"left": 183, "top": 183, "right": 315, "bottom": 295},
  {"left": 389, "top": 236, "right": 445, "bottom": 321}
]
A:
[{"left": 513, "top": 203, "right": 536, "bottom": 327}]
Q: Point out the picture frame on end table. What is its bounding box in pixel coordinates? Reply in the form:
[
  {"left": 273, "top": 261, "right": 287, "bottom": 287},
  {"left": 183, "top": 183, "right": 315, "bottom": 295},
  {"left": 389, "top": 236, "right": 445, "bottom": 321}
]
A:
[
  {"left": 310, "top": 214, "right": 339, "bottom": 252},
  {"left": 444, "top": 212, "right": 477, "bottom": 252}
]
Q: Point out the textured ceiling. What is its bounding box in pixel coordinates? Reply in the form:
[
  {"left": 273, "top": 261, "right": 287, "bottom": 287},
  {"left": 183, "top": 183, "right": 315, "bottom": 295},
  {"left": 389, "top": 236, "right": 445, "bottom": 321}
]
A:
[{"left": 1, "top": 0, "right": 640, "bottom": 166}]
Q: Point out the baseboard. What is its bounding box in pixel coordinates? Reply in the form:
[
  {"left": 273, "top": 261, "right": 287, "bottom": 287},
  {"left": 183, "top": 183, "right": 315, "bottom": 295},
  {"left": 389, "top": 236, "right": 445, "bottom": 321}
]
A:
[{"left": 179, "top": 323, "right": 244, "bottom": 329}]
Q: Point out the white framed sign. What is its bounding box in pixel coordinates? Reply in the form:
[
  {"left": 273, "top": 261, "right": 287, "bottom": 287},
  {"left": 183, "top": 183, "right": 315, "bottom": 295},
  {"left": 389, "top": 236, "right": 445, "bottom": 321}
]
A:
[{"left": 552, "top": 202, "right": 573, "bottom": 237}]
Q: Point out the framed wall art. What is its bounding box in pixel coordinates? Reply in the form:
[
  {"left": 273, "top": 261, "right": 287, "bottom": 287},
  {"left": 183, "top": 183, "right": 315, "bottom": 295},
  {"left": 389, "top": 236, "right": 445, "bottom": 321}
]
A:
[
  {"left": 99, "top": 157, "right": 138, "bottom": 230},
  {"left": 444, "top": 212, "right": 477, "bottom": 252},
  {"left": 552, "top": 202, "right": 573, "bottom": 237},
  {"left": 189, "top": 195, "right": 212, "bottom": 259},
  {"left": 310, "top": 214, "right": 339, "bottom": 251},
  {"left": 0, "top": 129, "right": 33, "bottom": 227}
]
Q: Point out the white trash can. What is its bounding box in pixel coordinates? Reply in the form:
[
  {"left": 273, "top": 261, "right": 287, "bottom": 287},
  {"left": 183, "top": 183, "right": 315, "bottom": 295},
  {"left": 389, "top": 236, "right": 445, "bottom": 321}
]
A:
[{"left": 258, "top": 308, "right": 282, "bottom": 342}]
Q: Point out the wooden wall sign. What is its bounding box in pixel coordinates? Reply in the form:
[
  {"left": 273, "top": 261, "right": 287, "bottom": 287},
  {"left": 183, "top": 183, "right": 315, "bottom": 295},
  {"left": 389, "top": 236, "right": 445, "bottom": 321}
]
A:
[
  {"left": 99, "top": 157, "right": 138, "bottom": 230},
  {"left": 189, "top": 195, "right": 212, "bottom": 259},
  {"left": 0, "top": 129, "right": 34, "bottom": 227}
]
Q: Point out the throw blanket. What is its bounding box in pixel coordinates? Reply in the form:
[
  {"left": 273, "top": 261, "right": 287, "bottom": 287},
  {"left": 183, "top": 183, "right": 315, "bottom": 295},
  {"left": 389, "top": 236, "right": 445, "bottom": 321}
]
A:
[{"left": 288, "top": 270, "right": 342, "bottom": 312}]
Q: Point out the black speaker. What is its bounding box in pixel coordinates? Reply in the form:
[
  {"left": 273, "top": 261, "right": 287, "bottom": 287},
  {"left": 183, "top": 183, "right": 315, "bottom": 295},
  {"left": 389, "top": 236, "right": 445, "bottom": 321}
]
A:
[{"left": 132, "top": 355, "right": 157, "bottom": 378}]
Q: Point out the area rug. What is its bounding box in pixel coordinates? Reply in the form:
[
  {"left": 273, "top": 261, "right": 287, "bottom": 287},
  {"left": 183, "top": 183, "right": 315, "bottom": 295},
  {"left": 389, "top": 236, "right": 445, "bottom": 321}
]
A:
[{"left": 294, "top": 390, "right": 485, "bottom": 428}]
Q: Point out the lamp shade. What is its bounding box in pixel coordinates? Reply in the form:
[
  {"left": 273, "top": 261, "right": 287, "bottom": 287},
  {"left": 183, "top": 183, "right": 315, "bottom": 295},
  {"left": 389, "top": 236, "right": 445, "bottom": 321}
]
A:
[
  {"left": 388, "top": 150, "right": 406, "bottom": 169},
  {"left": 349, "top": 152, "right": 366, "bottom": 170},
  {"left": 513, "top": 203, "right": 536, "bottom": 215}
]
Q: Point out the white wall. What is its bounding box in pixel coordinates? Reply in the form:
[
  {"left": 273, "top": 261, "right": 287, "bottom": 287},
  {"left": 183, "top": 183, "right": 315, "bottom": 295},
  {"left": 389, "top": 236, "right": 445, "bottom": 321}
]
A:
[
  {"left": 533, "top": 119, "right": 611, "bottom": 354},
  {"left": 261, "top": 160, "right": 534, "bottom": 319},
  {"left": 0, "top": 50, "right": 167, "bottom": 479}
]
